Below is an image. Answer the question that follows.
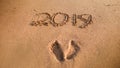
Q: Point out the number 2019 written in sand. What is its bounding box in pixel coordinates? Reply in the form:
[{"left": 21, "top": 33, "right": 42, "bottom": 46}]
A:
[{"left": 30, "top": 12, "right": 93, "bottom": 28}]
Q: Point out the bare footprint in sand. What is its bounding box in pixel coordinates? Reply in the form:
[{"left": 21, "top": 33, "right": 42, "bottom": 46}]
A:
[
  {"left": 65, "top": 40, "right": 80, "bottom": 60},
  {"left": 48, "top": 40, "right": 65, "bottom": 62},
  {"left": 48, "top": 40, "right": 80, "bottom": 62}
]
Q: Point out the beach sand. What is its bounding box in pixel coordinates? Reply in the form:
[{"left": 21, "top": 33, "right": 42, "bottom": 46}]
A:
[{"left": 0, "top": 0, "right": 120, "bottom": 68}]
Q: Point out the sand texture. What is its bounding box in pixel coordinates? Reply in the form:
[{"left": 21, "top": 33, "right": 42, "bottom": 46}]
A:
[{"left": 0, "top": 0, "right": 120, "bottom": 68}]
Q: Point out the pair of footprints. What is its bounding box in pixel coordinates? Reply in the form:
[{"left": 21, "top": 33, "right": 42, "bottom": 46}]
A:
[{"left": 48, "top": 40, "right": 80, "bottom": 62}]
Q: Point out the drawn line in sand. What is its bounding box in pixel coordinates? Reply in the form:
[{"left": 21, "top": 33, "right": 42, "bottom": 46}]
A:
[{"left": 48, "top": 40, "right": 65, "bottom": 62}]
